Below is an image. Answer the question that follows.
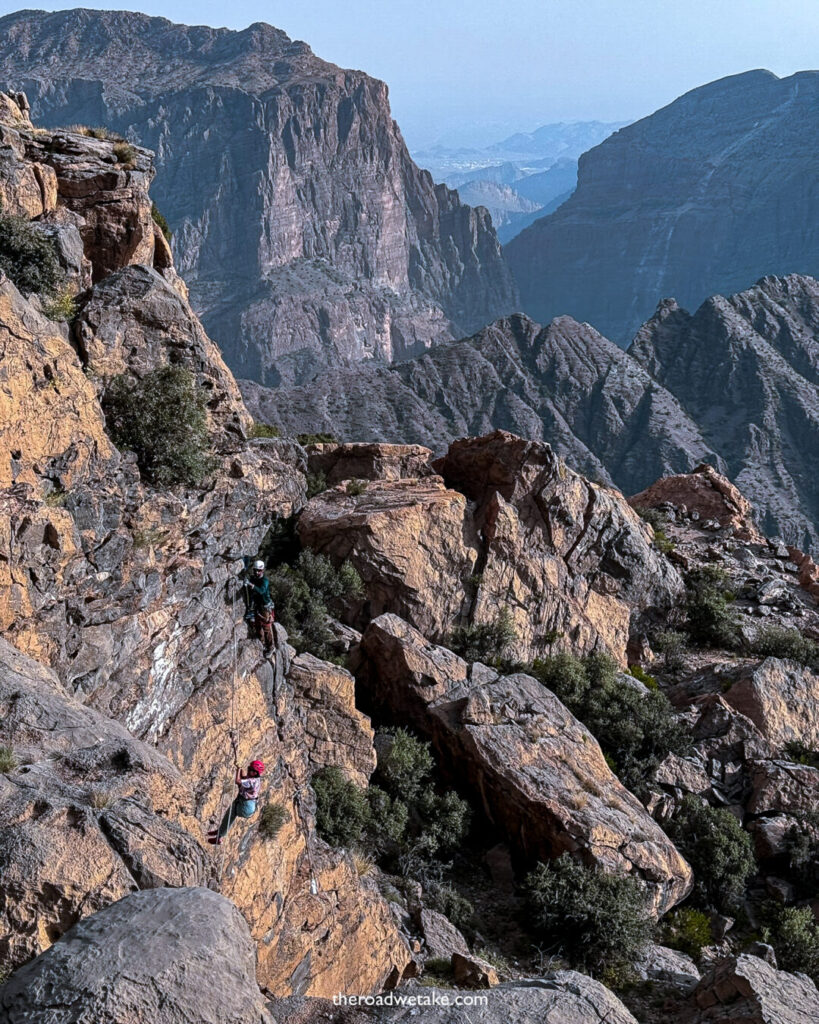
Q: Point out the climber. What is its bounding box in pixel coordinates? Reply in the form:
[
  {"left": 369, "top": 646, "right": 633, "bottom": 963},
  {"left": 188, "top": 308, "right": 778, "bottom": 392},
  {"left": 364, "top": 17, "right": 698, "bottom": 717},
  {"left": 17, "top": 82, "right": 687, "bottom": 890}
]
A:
[
  {"left": 207, "top": 759, "right": 265, "bottom": 845},
  {"left": 242, "top": 559, "right": 275, "bottom": 653}
]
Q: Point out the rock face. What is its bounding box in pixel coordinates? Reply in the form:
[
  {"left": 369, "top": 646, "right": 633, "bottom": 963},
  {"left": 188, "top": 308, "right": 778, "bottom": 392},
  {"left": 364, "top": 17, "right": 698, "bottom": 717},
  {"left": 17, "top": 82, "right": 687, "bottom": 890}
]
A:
[
  {"left": 505, "top": 70, "right": 819, "bottom": 346},
  {"left": 0, "top": 887, "right": 273, "bottom": 1024},
  {"left": 692, "top": 953, "right": 819, "bottom": 1024},
  {"left": 243, "top": 276, "right": 819, "bottom": 553},
  {"left": 0, "top": 8, "right": 517, "bottom": 386},
  {"left": 359, "top": 614, "right": 693, "bottom": 914},
  {"left": 722, "top": 658, "right": 819, "bottom": 752},
  {"left": 300, "top": 431, "right": 682, "bottom": 664}
]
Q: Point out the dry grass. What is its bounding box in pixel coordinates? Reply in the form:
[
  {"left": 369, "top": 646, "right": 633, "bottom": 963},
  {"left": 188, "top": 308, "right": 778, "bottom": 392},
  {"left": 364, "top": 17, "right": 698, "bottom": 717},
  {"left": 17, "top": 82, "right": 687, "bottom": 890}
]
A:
[
  {"left": 352, "top": 850, "right": 375, "bottom": 877},
  {"left": 0, "top": 745, "right": 17, "bottom": 773}
]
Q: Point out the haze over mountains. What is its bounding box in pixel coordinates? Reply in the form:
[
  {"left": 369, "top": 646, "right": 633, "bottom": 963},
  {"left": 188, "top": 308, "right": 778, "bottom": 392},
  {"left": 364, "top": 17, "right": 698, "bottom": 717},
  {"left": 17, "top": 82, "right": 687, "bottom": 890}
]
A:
[
  {"left": 507, "top": 70, "right": 819, "bottom": 345},
  {"left": 0, "top": 8, "right": 517, "bottom": 386},
  {"left": 242, "top": 274, "right": 819, "bottom": 553}
]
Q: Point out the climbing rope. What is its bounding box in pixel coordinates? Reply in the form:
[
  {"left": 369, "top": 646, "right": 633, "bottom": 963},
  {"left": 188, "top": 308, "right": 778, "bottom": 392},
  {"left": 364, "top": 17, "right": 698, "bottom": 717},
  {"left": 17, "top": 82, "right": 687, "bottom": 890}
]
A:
[{"left": 214, "top": 583, "right": 242, "bottom": 889}]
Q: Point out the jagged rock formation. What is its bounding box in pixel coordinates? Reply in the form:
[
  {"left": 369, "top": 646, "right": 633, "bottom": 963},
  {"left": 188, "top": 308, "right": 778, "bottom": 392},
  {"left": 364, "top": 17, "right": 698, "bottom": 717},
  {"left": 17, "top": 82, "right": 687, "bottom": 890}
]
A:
[
  {"left": 0, "top": 94, "right": 411, "bottom": 996},
  {"left": 690, "top": 953, "right": 819, "bottom": 1024},
  {"left": 505, "top": 70, "right": 819, "bottom": 345},
  {"left": 0, "top": 887, "right": 274, "bottom": 1024},
  {"left": 0, "top": 7, "right": 517, "bottom": 386},
  {"left": 358, "top": 614, "right": 693, "bottom": 914},
  {"left": 244, "top": 275, "right": 819, "bottom": 553},
  {"left": 299, "top": 431, "right": 682, "bottom": 663}
]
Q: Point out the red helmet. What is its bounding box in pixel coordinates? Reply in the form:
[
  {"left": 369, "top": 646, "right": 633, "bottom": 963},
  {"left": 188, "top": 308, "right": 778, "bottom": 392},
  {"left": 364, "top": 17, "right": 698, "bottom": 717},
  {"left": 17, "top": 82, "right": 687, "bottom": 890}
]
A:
[{"left": 249, "top": 760, "right": 265, "bottom": 775}]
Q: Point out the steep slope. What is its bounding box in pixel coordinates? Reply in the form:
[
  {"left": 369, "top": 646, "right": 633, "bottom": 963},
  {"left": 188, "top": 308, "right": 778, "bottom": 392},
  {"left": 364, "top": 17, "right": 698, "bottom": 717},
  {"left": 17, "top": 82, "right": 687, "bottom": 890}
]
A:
[
  {"left": 505, "top": 70, "right": 819, "bottom": 345},
  {"left": 0, "top": 8, "right": 517, "bottom": 386},
  {"left": 243, "top": 276, "right": 819, "bottom": 551}
]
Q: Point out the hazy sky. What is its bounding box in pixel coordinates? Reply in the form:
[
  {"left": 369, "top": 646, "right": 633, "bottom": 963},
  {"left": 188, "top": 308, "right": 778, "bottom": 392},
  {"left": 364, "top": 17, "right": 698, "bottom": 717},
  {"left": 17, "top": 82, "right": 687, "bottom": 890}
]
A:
[{"left": 1, "top": 1, "right": 817, "bottom": 147}]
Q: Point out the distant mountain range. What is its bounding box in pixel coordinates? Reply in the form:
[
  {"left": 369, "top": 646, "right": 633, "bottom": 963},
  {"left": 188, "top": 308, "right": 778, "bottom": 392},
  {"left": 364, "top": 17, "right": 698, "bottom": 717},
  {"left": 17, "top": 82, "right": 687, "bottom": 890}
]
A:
[
  {"left": 0, "top": 8, "right": 518, "bottom": 386},
  {"left": 242, "top": 274, "right": 819, "bottom": 553},
  {"left": 506, "top": 70, "right": 819, "bottom": 345}
]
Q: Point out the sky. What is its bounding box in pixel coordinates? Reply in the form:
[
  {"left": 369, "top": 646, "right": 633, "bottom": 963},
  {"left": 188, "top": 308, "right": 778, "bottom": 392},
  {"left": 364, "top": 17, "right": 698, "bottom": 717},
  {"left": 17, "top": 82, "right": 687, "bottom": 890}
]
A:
[{"left": 0, "top": 1, "right": 817, "bottom": 148}]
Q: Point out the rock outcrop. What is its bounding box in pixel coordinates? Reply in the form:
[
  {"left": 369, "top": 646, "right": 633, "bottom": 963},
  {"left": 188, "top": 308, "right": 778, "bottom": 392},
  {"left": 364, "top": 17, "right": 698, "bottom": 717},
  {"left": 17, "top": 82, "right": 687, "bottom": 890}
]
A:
[
  {"left": 722, "top": 658, "right": 819, "bottom": 752},
  {"left": 691, "top": 953, "right": 819, "bottom": 1024},
  {"left": 243, "top": 276, "right": 819, "bottom": 553},
  {"left": 505, "top": 70, "right": 819, "bottom": 345},
  {"left": 0, "top": 8, "right": 517, "bottom": 386},
  {"left": 0, "top": 887, "right": 274, "bottom": 1024},
  {"left": 359, "top": 614, "right": 693, "bottom": 914},
  {"left": 301, "top": 431, "right": 682, "bottom": 663}
]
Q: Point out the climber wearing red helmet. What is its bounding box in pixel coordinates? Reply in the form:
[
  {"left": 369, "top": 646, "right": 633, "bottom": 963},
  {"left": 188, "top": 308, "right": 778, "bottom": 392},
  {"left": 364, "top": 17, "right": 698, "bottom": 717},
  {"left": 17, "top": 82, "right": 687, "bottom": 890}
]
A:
[{"left": 208, "top": 758, "right": 266, "bottom": 845}]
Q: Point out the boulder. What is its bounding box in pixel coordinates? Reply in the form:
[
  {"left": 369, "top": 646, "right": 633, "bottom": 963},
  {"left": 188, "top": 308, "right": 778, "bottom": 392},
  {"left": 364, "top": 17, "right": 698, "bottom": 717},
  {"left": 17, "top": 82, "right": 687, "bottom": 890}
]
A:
[
  {"left": 722, "top": 658, "right": 819, "bottom": 751},
  {"left": 746, "top": 760, "right": 819, "bottom": 816},
  {"left": 629, "top": 464, "right": 763, "bottom": 541},
  {"left": 636, "top": 943, "right": 701, "bottom": 994},
  {"left": 0, "top": 887, "right": 273, "bottom": 1024},
  {"left": 360, "top": 613, "right": 693, "bottom": 914},
  {"left": 416, "top": 908, "right": 470, "bottom": 960},
  {"left": 693, "top": 953, "right": 819, "bottom": 1023},
  {"left": 451, "top": 952, "right": 499, "bottom": 988},
  {"left": 306, "top": 442, "right": 434, "bottom": 485}
]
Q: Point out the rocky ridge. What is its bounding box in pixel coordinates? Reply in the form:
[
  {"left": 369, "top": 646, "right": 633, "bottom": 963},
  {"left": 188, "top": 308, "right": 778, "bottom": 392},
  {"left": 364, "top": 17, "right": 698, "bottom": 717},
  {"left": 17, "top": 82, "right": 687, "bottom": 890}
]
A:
[
  {"left": 505, "top": 69, "right": 819, "bottom": 345},
  {"left": 243, "top": 275, "right": 819, "bottom": 553},
  {"left": 0, "top": 7, "right": 517, "bottom": 386}
]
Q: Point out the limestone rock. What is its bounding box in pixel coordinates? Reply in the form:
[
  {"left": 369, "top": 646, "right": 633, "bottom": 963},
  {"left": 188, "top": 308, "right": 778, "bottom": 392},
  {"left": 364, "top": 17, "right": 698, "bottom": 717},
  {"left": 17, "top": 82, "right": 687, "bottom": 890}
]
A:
[
  {"left": 746, "top": 760, "right": 819, "bottom": 816},
  {"left": 302, "top": 431, "right": 682, "bottom": 664},
  {"left": 636, "top": 943, "right": 701, "bottom": 995},
  {"left": 416, "top": 908, "right": 470, "bottom": 960},
  {"left": 723, "top": 658, "right": 819, "bottom": 752},
  {"left": 305, "top": 442, "right": 434, "bottom": 486},
  {"left": 692, "top": 952, "right": 819, "bottom": 1023},
  {"left": 630, "top": 464, "right": 763, "bottom": 542},
  {"left": 0, "top": 887, "right": 273, "bottom": 1024},
  {"left": 360, "top": 614, "right": 693, "bottom": 914},
  {"left": 451, "top": 952, "right": 499, "bottom": 988}
]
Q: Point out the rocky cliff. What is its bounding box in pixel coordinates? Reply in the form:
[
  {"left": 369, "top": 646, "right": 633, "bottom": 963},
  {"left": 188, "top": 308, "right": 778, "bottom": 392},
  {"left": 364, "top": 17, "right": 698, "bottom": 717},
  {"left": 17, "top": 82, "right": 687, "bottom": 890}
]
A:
[
  {"left": 0, "top": 8, "right": 517, "bottom": 386},
  {"left": 505, "top": 70, "right": 819, "bottom": 345},
  {"left": 242, "top": 276, "right": 819, "bottom": 553}
]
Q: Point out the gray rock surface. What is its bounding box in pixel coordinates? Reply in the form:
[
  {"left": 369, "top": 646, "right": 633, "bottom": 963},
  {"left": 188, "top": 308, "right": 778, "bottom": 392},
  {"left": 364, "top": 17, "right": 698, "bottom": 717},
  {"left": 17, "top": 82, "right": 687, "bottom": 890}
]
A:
[
  {"left": 0, "top": 8, "right": 517, "bottom": 386},
  {"left": 0, "top": 886, "right": 273, "bottom": 1024},
  {"left": 505, "top": 70, "right": 819, "bottom": 346},
  {"left": 692, "top": 952, "right": 819, "bottom": 1023}
]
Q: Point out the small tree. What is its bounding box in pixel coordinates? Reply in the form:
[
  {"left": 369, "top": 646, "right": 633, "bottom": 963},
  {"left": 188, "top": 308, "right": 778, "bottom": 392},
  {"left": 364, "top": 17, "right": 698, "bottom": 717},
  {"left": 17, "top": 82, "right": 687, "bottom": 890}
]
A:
[
  {"left": 684, "top": 566, "right": 741, "bottom": 650},
  {"left": 665, "top": 796, "right": 756, "bottom": 912},
  {"left": 0, "top": 208, "right": 63, "bottom": 296},
  {"left": 763, "top": 905, "right": 819, "bottom": 984},
  {"left": 313, "top": 766, "right": 371, "bottom": 848},
  {"left": 104, "top": 365, "right": 214, "bottom": 487},
  {"left": 448, "top": 607, "right": 517, "bottom": 665},
  {"left": 525, "top": 855, "right": 652, "bottom": 975}
]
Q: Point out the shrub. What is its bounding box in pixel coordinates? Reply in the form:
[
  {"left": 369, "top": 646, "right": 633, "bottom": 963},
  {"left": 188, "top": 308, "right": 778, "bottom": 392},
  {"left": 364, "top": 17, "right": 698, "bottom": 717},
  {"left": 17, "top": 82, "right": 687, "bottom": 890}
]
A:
[
  {"left": 763, "top": 906, "right": 819, "bottom": 984},
  {"left": 783, "top": 817, "right": 819, "bottom": 890},
  {"left": 249, "top": 421, "right": 280, "bottom": 439},
  {"left": 426, "top": 881, "right": 475, "bottom": 933},
  {"left": 524, "top": 855, "right": 652, "bottom": 974},
  {"left": 784, "top": 742, "right": 819, "bottom": 769},
  {"left": 297, "top": 432, "right": 338, "bottom": 446},
  {"left": 448, "top": 607, "right": 517, "bottom": 666},
  {"left": 529, "top": 652, "right": 689, "bottom": 792},
  {"left": 112, "top": 140, "right": 137, "bottom": 167},
  {"left": 376, "top": 728, "right": 434, "bottom": 805},
  {"left": 0, "top": 745, "right": 17, "bottom": 773},
  {"left": 131, "top": 526, "right": 164, "bottom": 550},
  {"left": 313, "top": 767, "right": 371, "bottom": 848},
  {"left": 151, "top": 202, "right": 172, "bottom": 243},
  {"left": 652, "top": 528, "right": 676, "bottom": 555},
  {"left": 635, "top": 507, "right": 667, "bottom": 531},
  {"left": 306, "top": 470, "right": 327, "bottom": 498},
  {"left": 628, "top": 664, "right": 659, "bottom": 690},
  {"left": 346, "top": 479, "right": 368, "bottom": 496},
  {"left": 684, "top": 566, "right": 741, "bottom": 650},
  {"left": 267, "top": 549, "right": 363, "bottom": 659},
  {"left": 103, "top": 365, "right": 214, "bottom": 487},
  {"left": 665, "top": 796, "right": 756, "bottom": 912},
  {"left": 652, "top": 628, "right": 689, "bottom": 671},
  {"left": 661, "top": 907, "right": 713, "bottom": 959},
  {"left": 258, "top": 802, "right": 290, "bottom": 839},
  {"left": 0, "top": 209, "right": 63, "bottom": 296},
  {"left": 43, "top": 284, "right": 78, "bottom": 322},
  {"left": 751, "top": 625, "right": 819, "bottom": 669},
  {"left": 89, "top": 787, "right": 114, "bottom": 809}
]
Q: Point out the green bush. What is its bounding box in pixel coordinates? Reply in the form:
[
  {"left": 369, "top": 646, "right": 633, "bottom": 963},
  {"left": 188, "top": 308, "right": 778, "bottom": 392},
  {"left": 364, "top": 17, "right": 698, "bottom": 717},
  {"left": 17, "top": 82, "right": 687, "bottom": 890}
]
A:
[
  {"left": 151, "top": 202, "right": 172, "bottom": 243},
  {"left": 661, "top": 907, "right": 713, "bottom": 959},
  {"left": 313, "top": 766, "right": 371, "bottom": 848},
  {"left": 628, "top": 664, "right": 659, "bottom": 690},
  {"left": 652, "top": 528, "right": 676, "bottom": 555},
  {"left": 306, "top": 470, "right": 327, "bottom": 498},
  {"left": 346, "top": 479, "right": 368, "bottom": 496},
  {"left": 0, "top": 209, "right": 63, "bottom": 296},
  {"left": 751, "top": 625, "right": 819, "bottom": 669},
  {"left": 664, "top": 796, "right": 756, "bottom": 912},
  {"left": 448, "top": 607, "right": 517, "bottom": 666},
  {"left": 529, "top": 652, "right": 689, "bottom": 792},
  {"left": 297, "top": 433, "right": 338, "bottom": 446},
  {"left": 376, "top": 727, "right": 434, "bottom": 805},
  {"left": 784, "top": 742, "right": 819, "bottom": 769},
  {"left": 249, "top": 421, "right": 280, "bottom": 439},
  {"left": 43, "top": 284, "right": 77, "bottom": 322},
  {"left": 635, "top": 507, "right": 667, "bottom": 531},
  {"left": 652, "top": 629, "right": 689, "bottom": 671},
  {"left": 0, "top": 745, "right": 17, "bottom": 773},
  {"left": 104, "top": 365, "right": 214, "bottom": 487},
  {"left": 258, "top": 802, "right": 290, "bottom": 839},
  {"left": 684, "top": 566, "right": 741, "bottom": 650},
  {"left": 784, "top": 817, "right": 819, "bottom": 890},
  {"left": 524, "top": 855, "right": 652, "bottom": 975},
  {"left": 267, "top": 549, "right": 363, "bottom": 659},
  {"left": 763, "top": 906, "right": 819, "bottom": 985},
  {"left": 426, "top": 881, "right": 475, "bottom": 932}
]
